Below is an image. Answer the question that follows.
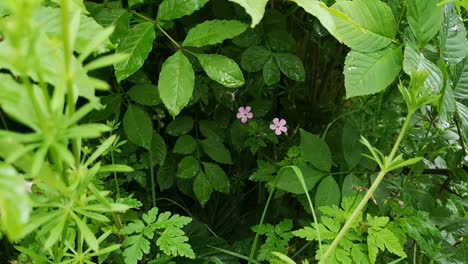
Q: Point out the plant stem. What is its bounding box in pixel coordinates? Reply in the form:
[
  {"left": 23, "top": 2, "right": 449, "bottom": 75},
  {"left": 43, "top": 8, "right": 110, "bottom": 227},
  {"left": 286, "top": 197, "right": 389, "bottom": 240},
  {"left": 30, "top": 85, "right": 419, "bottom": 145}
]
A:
[
  {"left": 320, "top": 111, "right": 414, "bottom": 262},
  {"left": 155, "top": 23, "right": 182, "bottom": 49},
  {"left": 149, "top": 150, "right": 156, "bottom": 208}
]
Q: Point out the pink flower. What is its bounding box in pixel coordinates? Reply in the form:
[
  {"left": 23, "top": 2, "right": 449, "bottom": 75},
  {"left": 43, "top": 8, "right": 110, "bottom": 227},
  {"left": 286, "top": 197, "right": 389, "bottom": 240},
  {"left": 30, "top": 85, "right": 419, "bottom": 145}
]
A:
[
  {"left": 236, "top": 106, "right": 253, "bottom": 123},
  {"left": 270, "top": 118, "right": 288, "bottom": 135}
]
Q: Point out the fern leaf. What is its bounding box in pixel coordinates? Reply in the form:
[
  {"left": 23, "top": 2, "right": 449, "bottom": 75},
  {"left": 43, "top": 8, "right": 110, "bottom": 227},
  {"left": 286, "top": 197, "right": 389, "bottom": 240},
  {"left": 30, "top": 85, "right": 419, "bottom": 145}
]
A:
[{"left": 157, "top": 227, "right": 195, "bottom": 258}]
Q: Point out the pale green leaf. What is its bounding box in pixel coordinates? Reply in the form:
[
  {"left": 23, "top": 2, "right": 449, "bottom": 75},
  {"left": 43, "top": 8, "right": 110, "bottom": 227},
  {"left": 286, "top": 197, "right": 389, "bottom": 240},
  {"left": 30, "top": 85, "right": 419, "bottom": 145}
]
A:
[
  {"left": 200, "top": 138, "right": 233, "bottom": 164},
  {"left": 300, "top": 129, "right": 332, "bottom": 172},
  {"left": 115, "top": 22, "right": 156, "bottom": 82},
  {"left": 403, "top": 45, "right": 443, "bottom": 94},
  {"left": 440, "top": 3, "right": 468, "bottom": 64},
  {"left": 193, "top": 172, "right": 213, "bottom": 206},
  {"left": 345, "top": 44, "right": 402, "bottom": 98},
  {"left": 156, "top": 227, "right": 195, "bottom": 258},
  {"left": 84, "top": 53, "right": 129, "bottom": 72},
  {"left": 292, "top": 0, "right": 340, "bottom": 41},
  {"left": 70, "top": 212, "right": 99, "bottom": 252},
  {"left": 315, "top": 176, "right": 341, "bottom": 210},
  {"left": 158, "top": 51, "right": 195, "bottom": 117},
  {"left": 202, "top": 162, "right": 230, "bottom": 194},
  {"left": 157, "top": 0, "right": 209, "bottom": 20},
  {"left": 407, "top": 0, "right": 443, "bottom": 46},
  {"left": 183, "top": 20, "right": 247, "bottom": 47},
  {"left": 229, "top": 0, "right": 268, "bottom": 28},
  {"left": 123, "top": 104, "right": 153, "bottom": 149},
  {"left": 196, "top": 53, "right": 245, "bottom": 88}
]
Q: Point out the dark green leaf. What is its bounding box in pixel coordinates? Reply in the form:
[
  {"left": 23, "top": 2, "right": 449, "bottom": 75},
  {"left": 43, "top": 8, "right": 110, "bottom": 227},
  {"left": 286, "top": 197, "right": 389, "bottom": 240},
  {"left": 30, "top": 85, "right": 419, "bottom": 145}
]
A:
[
  {"left": 158, "top": 51, "right": 195, "bottom": 117},
  {"left": 157, "top": 0, "right": 210, "bottom": 20},
  {"left": 300, "top": 129, "right": 332, "bottom": 172},
  {"left": 177, "top": 156, "right": 200, "bottom": 179},
  {"left": 266, "top": 30, "right": 296, "bottom": 52},
  {"left": 202, "top": 162, "right": 230, "bottom": 194},
  {"left": 200, "top": 138, "right": 233, "bottom": 164},
  {"left": 150, "top": 132, "right": 167, "bottom": 166},
  {"left": 173, "top": 135, "right": 197, "bottom": 154},
  {"left": 115, "top": 22, "right": 156, "bottom": 82},
  {"left": 196, "top": 53, "right": 245, "bottom": 88},
  {"left": 166, "top": 115, "right": 194, "bottom": 136},
  {"left": 193, "top": 171, "right": 213, "bottom": 206},
  {"left": 263, "top": 57, "right": 280, "bottom": 85},
  {"left": 241, "top": 46, "right": 271, "bottom": 72},
  {"left": 199, "top": 120, "right": 225, "bottom": 142},
  {"left": 342, "top": 121, "right": 362, "bottom": 168},
  {"left": 315, "top": 176, "right": 341, "bottom": 209},
  {"left": 274, "top": 53, "right": 305, "bottom": 82},
  {"left": 274, "top": 165, "right": 327, "bottom": 194},
  {"left": 123, "top": 104, "right": 153, "bottom": 149},
  {"left": 127, "top": 84, "right": 162, "bottom": 106},
  {"left": 157, "top": 157, "right": 177, "bottom": 191},
  {"left": 341, "top": 174, "right": 364, "bottom": 198},
  {"left": 92, "top": 6, "right": 132, "bottom": 44},
  {"left": 183, "top": 20, "right": 247, "bottom": 47}
]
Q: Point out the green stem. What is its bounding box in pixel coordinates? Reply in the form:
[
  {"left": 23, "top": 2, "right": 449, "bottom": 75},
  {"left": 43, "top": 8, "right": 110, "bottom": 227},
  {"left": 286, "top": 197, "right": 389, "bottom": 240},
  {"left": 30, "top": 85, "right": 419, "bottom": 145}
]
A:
[
  {"left": 320, "top": 111, "right": 414, "bottom": 262},
  {"left": 149, "top": 150, "right": 156, "bottom": 208},
  {"left": 155, "top": 23, "right": 181, "bottom": 49}
]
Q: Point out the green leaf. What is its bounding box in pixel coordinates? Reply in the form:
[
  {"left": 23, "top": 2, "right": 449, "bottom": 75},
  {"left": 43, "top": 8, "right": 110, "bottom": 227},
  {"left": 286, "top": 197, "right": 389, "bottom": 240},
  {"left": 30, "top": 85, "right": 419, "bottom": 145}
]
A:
[
  {"left": 122, "top": 232, "right": 150, "bottom": 264},
  {"left": 166, "top": 115, "right": 194, "bottom": 136},
  {"left": 158, "top": 51, "right": 195, "bottom": 117},
  {"left": 263, "top": 57, "right": 280, "bottom": 85},
  {"left": 123, "top": 104, "right": 153, "bottom": 149},
  {"left": 453, "top": 58, "right": 468, "bottom": 100},
  {"left": 367, "top": 227, "right": 407, "bottom": 263},
  {"left": 407, "top": 0, "right": 443, "bottom": 46},
  {"left": 440, "top": 3, "right": 468, "bottom": 64},
  {"left": 345, "top": 44, "right": 403, "bottom": 98},
  {"left": 241, "top": 46, "right": 271, "bottom": 72},
  {"left": 341, "top": 174, "right": 363, "bottom": 198},
  {"left": 157, "top": 0, "right": 209, "bottom": 21},
  {"left": 173, "top": 135, "right": 197, "bottom": 154},
  {"left": 0, "top": 164, "right": 30, "bottom": 241},
  {"left": 292, "top": 0, "right": 340, "bottom": 41},
  {"left": 330, "top": 0, "right": 396, "bottom": 52},
  {"left": 315, "top": 176, "right": 341, "bottom": 210},
  {"left": 183, "top": 20, "right": 247, "bottom": 47},
  {"left": 156, "top": 227, "right": 196, "bottom": 258},
  {"left": 150, "top": 132, "right": 167, "bottom": 166},
  {"left": 127, "top": 84, "right": 162, "bottom": 106},
  {"left": 176, "top": 156, "right": 200, "bottom": 179},
  {"left": 115, "top": 22, "right": 156, "bottom": 82},
  {"left": 266, "top": 30, "right": 296, "bottom": 53},
  {"left": 198, "top": 120, "right": 225, "bottom": 142},
  {"left": 193, "top": 172, "right": 213, "bottom": 206},
  {"left": 300, "top": 129, "right": 332, "bottom": 172},
  {"left": 196, "top": 53, "right": 245, "bottom": 88},
  {"left": 202, "top": 162, "right": 230, "bottom": 194},
  {"left": 229, "top": 0, "right": 268, "bottom": 27},
  {"left": 92, "top": 5, "right": 132, "bottom": 44},
  {"left": 403, "top": 45, "right": 443, "bottom": 94},
  {"left": 342, "top": 121, "right": 362, "bottom": 168},
  {"left": 274, "top": 165, "right": 327, "bottom": 194},
  {"left": 200, "top": 138, "right": 233, "bottom": 164},
  {"left": 70, "top": 212, "right": 99, "bottom": 252},
  {"left": 157, "top": 157, "right": 177, "bottom": 191},
  {"left": 274, "top": 53, "right": 305, "bottom": 82}
]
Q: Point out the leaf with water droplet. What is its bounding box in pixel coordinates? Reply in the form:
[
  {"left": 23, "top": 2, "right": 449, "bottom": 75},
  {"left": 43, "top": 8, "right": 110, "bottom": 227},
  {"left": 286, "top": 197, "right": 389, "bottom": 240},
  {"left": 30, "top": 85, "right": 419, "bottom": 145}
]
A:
[
  {"left": 263, "top": 57, "right": 280, "bottom": 85},
  {"left": 274, "top": 53, "right": 305, "bottom": 82},
  {"left": 195, "top": 53, "right": 245, "bottom": 88}
]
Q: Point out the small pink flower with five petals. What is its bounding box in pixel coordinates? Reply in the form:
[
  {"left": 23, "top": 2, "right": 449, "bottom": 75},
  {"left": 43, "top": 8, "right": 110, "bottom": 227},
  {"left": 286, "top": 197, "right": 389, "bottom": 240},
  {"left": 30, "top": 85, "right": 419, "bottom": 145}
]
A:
[
  {"left": 237, "top": 106, "right": 253, "bottom": 123},
  {"left": 270, "top": 118, "right": 288, "bottom": 135}
]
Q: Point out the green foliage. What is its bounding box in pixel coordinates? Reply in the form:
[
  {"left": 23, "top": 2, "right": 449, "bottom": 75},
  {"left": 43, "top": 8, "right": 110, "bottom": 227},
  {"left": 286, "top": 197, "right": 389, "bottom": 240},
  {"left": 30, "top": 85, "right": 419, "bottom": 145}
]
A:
[{"left": 252, "top": 219, "right": 294, "bottom": 261}]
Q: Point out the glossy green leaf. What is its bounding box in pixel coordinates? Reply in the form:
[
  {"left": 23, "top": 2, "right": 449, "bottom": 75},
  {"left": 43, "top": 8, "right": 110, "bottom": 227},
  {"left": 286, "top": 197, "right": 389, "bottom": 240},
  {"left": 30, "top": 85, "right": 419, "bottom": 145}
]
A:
[
  {"left": 453, "top": 58, "right": 468, "bottom": 100},
  {"left": 274, "top": 165, "right": 327, "bottom": 194},
  {"left": 115, "top": 22, "right": 156, "bottom": 82},
  {"left": 440, "top": 3, "right": 468, "bottom": 64},
  {"left": 127, "top": 84, "right": 162, "bottom": 106},
  {"left": 241, "top": 46, "right": 271, "bottom": 72},
  {"left": 123, "top": 104, "right": 153, "bottom": 149},
  {"left": 158, "top": 51, "right": 195, "bottom": 117},
  {"left": 165, "top": 115, "right": 194, "bottom": 136},
  {"left": 196, "top": 53, "right": 245, "bottom": 88},
  {"left": 292, "top": 0, "right": 340, "bottom": 41},
  {"left": 173, "top": 135, "right": 197, "bottom": 154},
  {"left": 0, "top": 164, "right": 30, "bottom": 241},
  {"left": 345, "top": 44, "right": 403, "bottom": 98},
  {"left": 177, "top": 156, "right": 200, "bottom": 179},
  {"left": 193, "top": 172, "right": 213, "bottom": 207},
  {"left": 263, "top": 57, "right": 280, "bottom": 86},
  {"left": 407, "top": 0, "right": 443, "bottom": 46},
  {"left": 342, "top": 121, "right": 362, "bottom": 169},
  {"left": 200, "top": 138, "right": 233, "bottom": 164},
  {"left": 157, "top": 0, "right": 209, "bottom": 21},
  {"left": 183, "top": 20, "right": 248, "bottom": 47},
  {"left": 229, "top": 0, "right": 268, "bottom": 27},
  {"left": 315, "top": 176, "right": 341, "bottom": 209},
  {"left": 403, "top": 45, "right": 443, "bottom": 94},
  {"left": 330, "top": 0, "right": 396, "bottom": 52},
  {"left": 92, "top": 5, "right": 131, "bottom": 44},
  {"left": 202, "top": 162, "right": 230, "bottom": 194},
  {"left": 274, "top": 53, "right": 305, "bottom": 82},
  {"left": 300, "top": 129, "right": 332, "bottom": 172}
]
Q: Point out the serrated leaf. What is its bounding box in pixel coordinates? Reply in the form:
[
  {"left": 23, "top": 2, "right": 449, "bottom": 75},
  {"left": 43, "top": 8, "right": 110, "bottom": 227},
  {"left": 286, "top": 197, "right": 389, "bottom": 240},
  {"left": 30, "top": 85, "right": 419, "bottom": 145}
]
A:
[
  {"left": 202, "top": 162, "right": 230, "bottom": 194},
  {"left": 407, "top": 0, "right": 443, "bottom": 46},
  {"left": 156, "top": 227, "right": 195, "bottom": 258},
  {"left": 274, "top": 53, "right": 305, "bottom": 82},
  {"left": 173, "top": 135, "right": 197, "bottom": 154},
  {"left": 274, "top": 165, "right": 327, "bottom": 194},
  {"left": 403, "top": 45, "right": 443, "bottom": 94},
  {"left": 263, "top": 57, "right": 280, "bottom": 85},
  {"left": 158, "top": 51, "right": 195, "bottom": 117},
  {"left": 0, "top": 164, "right": 30, "bottom": 241},
  {"left": 368, "top": 228, "right": 407, "bottom": 263},
  {"left": 453, "top": 58, "right": 468, "bottom": 100},
  {"left": 123, "top": 104, "right": 153, "bottom": 149},
  {"left": 122, "top": 233, "right": 150, "bottom": 264},
  {"left": 300, "top": 129, "right": 332, "bottom": 172},
  {"left": 183, "top": 20, "right": 247, "bottom": 47},
  {"left": 166, "top": 115, "right": 194, "bottom": 136},
  {"left": 176, "top": 156, "right": 200, "bottom": 179},
  {"left": 315, "top": 176, "right": 341, "bottom": 210},
  {"left": 345, "top": 44, "right": 402, "bottom": 98},
  {"left": 157, "top": 0, "right": 209, "bottom": 21},
  {"left": 330, "top": 0, "right": 396, "bottom": 52},
  {"left": 196, "top": 53, "right": 245, "bottom": 88},
  {"left": 193, "top": 172, "right": 213, "bottom": 206},
  {"left": 241, "top": 46, "right": 271, "bottom": 72},
  {"left": 229, "top": 0, "right": 268, "bottom": 28},
  {"left": 200, "top": 138, "right": 233, "bottom": 164},
  {"left": 115, "top": 22, "right": 155, "bottom": 82},
  {"left": 127, "top": 84, "right": 161, "bottom": 106},
  {"left": 440, "top": 3, "right": 468, "bottom": 64}
]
